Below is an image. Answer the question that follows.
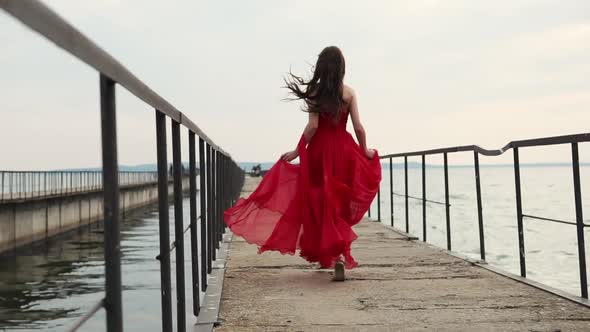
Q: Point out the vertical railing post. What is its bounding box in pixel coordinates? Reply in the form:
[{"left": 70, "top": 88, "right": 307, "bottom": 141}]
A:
[
  {"left": 99, "top": 74, "right": 123, "bottom": 332},
  {"left": 220, "top": 153, "right": 226, "bottom": 236},
  {"left": 513, "top": 147, "right": 526, "bottom": 277},
  {"left": 219, "top": 154, "right": 223, "bottom": 238},
  {"left": 206, "top": 144, "right": 213, "bottom": 273},
  {"left": 188, "top": 132, "right": 200, "bottom": 315},
  {"left": 223, "top": 155, "right": 227, "bottom": 232},
  {"left": 199, "top": 138, "right": 208, "bottom": 291},
  {"left": 155, "top": 110, "right": 173, "bottom": 331},
  {"left": 227, "top": 158, "right": 231, "bottom": 216},
  {"left": 227, "top": 159, "right": 232, "bottom": 207},
  {"left": 225, "top": 156, "right": 229, "bottom": 232},
  {"left": 211, "top": 149, "right": 218, "bottom": 256},
  {"left": 444, "top": 153, "right": 451, "bottom": 251},
  {"left": 171, "top": 120, "right": 186, "bottom": 331},
  {"left": 389, "top": 157, "right": 394, "bottom": 227},
  {"left": 213, "top": 151, "right": 220, "bottom": 249},
  {"left": 377, "top": 174, "right": 381, "bottom": 222},
  {"left": 368, "top": 166, "right": 372, "bottom": 218},
  {"left": 404, "top": 156, "right": 409, "bottom": 233},
  {"left": 571, "top": 143, "right": 588, "bottom": 299},
  {"left": 228, "top": 160, "right": 232, "bottom": 206},
  {"left": 474, "top": 151, "right": 485, "bottom": 261},
  {"left": 422, "top": 155, "right": 426, "bottom": 242},
  {"left": 225, "top": 156, "right": 230, "bottom": 232},
  {"left": 216, "top": 151, "right": 222, "bottom": 243}
]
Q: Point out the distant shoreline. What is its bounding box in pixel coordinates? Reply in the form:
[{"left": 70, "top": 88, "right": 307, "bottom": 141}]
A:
[
  {"left": 238, "top": 161, "right": 590, "bottom": 171},
  {"left": 4, "top": 162, "right": 589, "bottom": 172}
]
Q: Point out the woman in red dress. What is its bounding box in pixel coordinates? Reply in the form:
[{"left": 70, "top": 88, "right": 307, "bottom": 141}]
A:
[{"left": 224, "top": 46, "right": 381, "bottom": 281}]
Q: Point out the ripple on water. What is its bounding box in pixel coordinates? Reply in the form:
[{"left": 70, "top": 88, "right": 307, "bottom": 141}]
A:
[{"left": 0, "top": 204, "right": 189, "bottom": 331}]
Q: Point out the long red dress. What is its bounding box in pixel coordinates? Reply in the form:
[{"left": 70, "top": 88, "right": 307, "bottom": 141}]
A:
[{"left": 223, "top": 108, "right": 382, "bottom": 268}]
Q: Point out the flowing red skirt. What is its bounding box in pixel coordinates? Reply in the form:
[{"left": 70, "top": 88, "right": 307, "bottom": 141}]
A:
[{"left": 224, "top": 131, "right": 381, "bottom": 269}]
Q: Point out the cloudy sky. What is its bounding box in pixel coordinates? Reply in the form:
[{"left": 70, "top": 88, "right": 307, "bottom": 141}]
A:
[{"left": 1, "top": 0, "right": 589, "bottom": 170}]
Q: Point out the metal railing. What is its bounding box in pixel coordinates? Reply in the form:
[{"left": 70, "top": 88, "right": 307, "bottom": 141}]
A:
[
  {"left": 370, "top": 132, "right": 589, "bottom": 299},
  {"left": 0, "top": 170, "right": 158, "bottom": 202},
  {"left": 1, "top": 1, "right": 245, "bottom": 332}
]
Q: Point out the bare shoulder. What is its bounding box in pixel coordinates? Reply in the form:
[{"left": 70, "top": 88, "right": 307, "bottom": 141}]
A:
[{"left": 343, "top": 84, "right": 356, "bottom": 103}]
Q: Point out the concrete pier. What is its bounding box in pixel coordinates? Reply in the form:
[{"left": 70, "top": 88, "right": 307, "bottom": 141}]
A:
[
  {"left": 0, "top": 177, "right": 189, "bottom": 254},
  {"left": 216, "top": 176, "right": 590, "bottom": 331}
]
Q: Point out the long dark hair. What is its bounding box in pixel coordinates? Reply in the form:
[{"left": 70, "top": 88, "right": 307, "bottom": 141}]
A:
[{"left": 284, "top": 46, "right": 347, "bottom": 119}]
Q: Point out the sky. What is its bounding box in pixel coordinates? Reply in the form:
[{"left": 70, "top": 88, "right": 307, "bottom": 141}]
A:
[{"left": 1, "top": 0, "right": 589, "bottom": 170}]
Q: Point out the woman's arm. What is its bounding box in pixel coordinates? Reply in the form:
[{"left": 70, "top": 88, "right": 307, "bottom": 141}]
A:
[
  {"left": 281, "top": 112, "right": 319, "bottom": 162},
  {"left": 348, "top": 88, "right": 375, "bottom": 159}
]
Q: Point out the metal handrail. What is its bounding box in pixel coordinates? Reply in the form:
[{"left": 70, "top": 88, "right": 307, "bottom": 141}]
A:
[
  {"left": 0, "top": 1, "right": 245, "bottom": 331},
  {"left": 156, "top": 216, "right": 201, "bottom": 261},
  {"left": 521, "top": 214, "right": 586, "bottom": 227},
  {"left": 0, "top": 170, "right": 160, "bottom": 202},
  {"left": 374, "top": 132, "right": 589, "bottom": 299},
  {"left": 391, "top": 192, "right": 447, "bottom": 206},
  {"left": 381, "top": 133, "right": 590, "bottom": 158},
  {"left": 66, "top": 299, "right": 105, "bottom": 332}
]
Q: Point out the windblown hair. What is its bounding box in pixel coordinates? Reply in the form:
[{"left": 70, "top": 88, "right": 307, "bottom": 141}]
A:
[{"left": 284, "top": 46, "right": 347, "bottom": 119}]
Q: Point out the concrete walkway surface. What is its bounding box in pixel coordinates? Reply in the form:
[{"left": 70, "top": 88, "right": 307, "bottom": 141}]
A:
[{"left": 216, "top": 176, "right": 590, "bottom": 331}]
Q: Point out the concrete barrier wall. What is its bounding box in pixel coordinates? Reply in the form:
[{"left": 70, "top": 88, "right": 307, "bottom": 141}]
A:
[{"left": 0, "top": 177, "right": 190, "bottom": 255}]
